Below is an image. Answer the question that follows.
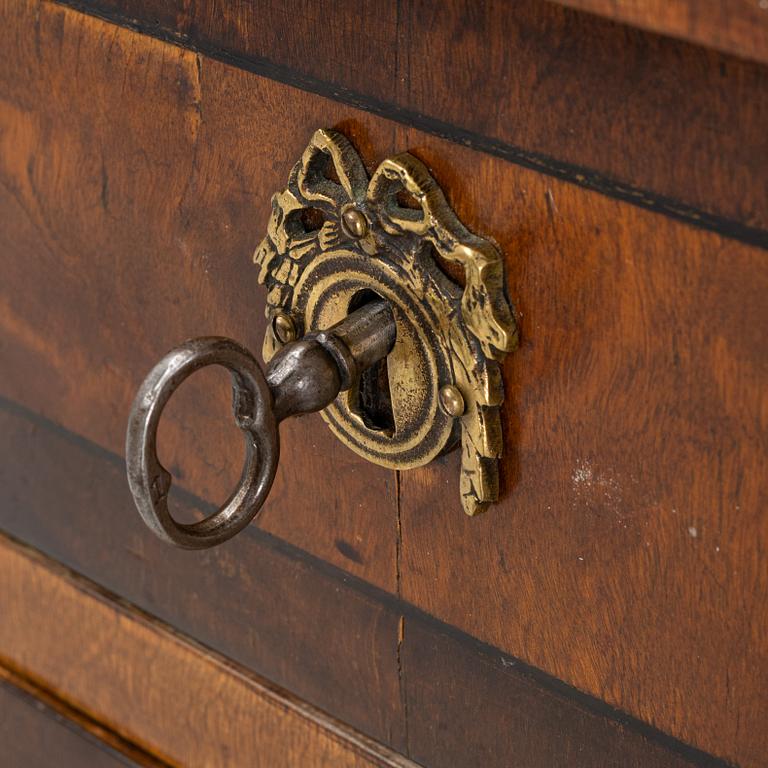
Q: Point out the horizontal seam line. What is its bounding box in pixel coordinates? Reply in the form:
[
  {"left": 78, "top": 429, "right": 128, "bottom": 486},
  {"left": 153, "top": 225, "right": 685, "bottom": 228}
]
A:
[
  {"left": 48, "top": 0, "right": 768, "bottom": 253},
  {"left": 0, "top": 393, "right": 738, "bottom": 768},
  {"left": 0, "top": 664, "right": 172, "bottom": 767}
]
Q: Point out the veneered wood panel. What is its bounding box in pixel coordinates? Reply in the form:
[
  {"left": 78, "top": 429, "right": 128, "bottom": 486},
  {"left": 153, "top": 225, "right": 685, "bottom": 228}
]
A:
[
  {"left": 551, "top": 0, "right": 768, "bottom": 65},
  {"left": 394, "top": 126, "right": 768, "bottom": 768},
  {"left": 0, "top": 401, "right": 725, "bottom": 768},
  {"left": 0, "top": 0, "right": 398, "bottom": 591},
  {"left": 0, "top": 671, "right": 154, "bottom": 767},
  {"left": 0, "top": 535, "right": 416, "bottom": 768},
  {"left": 58, "top": 0, "right": 768, "bottom": 238},
  {"left": 0, "top": 2, "right": 765, "bottom": 766},
  {"left": 400, "top": 620, "right": 713, "bottom": 768}
]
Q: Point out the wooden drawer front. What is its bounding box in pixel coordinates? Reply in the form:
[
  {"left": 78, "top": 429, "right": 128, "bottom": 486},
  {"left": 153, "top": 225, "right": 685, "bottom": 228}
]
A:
[
  {"left": 1, "top": 2, "right": 766, "bottom": 767},
  {"left": 0, "top": 535, "right": 413, "bottom": 768}
]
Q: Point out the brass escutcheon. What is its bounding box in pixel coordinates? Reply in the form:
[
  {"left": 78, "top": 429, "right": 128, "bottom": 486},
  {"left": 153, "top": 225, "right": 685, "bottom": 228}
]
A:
[{"left": 255, "top": 129, "right": 517, "bottom": 515}]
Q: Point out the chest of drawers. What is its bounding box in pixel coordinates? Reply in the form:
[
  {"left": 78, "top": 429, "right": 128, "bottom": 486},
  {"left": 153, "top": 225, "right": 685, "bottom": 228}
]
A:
[{"left": 1, "top": 2, "right": 766, "bottom": 766}]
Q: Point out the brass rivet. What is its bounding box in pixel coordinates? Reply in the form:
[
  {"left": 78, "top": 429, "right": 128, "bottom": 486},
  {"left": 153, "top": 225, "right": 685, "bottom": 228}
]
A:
[
  {"left": 341, "top": 208, "right": 368, "bottom": 239},
  {"left": 439, "top": 384, "right": 465, "bottom": 418},
  {"left": 272, "top": 311, "right": 297, "bottom": 344}
]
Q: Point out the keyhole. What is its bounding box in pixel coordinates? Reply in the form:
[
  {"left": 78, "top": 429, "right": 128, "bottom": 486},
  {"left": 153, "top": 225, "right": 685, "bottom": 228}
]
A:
[{"left": 348, "top": 290, "right": 395, "bottom": 436}]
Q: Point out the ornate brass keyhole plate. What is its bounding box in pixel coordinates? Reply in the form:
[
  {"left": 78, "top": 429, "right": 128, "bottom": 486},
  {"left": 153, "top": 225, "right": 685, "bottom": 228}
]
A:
[{"left": 254, "top": 129, "right": 517, "bottom": 515}]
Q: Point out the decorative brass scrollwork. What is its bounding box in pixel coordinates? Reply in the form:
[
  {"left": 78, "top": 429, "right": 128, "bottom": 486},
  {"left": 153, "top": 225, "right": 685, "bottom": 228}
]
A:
[{"left": 255, "top": 129, "right": 517, "bottom": 515}]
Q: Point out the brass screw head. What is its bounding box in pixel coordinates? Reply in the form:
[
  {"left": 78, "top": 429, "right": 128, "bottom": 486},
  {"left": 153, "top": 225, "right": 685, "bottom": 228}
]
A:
[
  {"left": 272, "top": 311, "right": 297, "bottom": 344},
  {"left": 341, "top": 208, "right": 368, "bottom": 239},
  {"left": 439, "top": 384, "right": 465, "bottom": 418}
]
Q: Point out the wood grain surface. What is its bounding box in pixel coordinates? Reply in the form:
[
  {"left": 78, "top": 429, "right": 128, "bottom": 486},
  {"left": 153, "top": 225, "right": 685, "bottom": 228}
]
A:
[
  {"left": 56, "top": 0, "right": 768, "bottom": 239},
  {"left": 0, "top": 534, "right": 418, "bottom": 768},
  {"left": 395, "top": 124, "right": 768, "bottom": 768},
  {"left": 551, "top": 0, "right": 768, "bottom": 65},
  {"left": 0, "top": 2, "right": 765, "bottom": 767},
  {"left": 0, "top": 0, "right": 400, "bottom": 592},
  {"left": 0, "top": 403, "right": 729, "bottom": 768},
  {"left": 0, "top": 669, "right": 157, "bottom": 767},
  {"left": 0, "top": 402, "right": 408, "bottom": 755}
]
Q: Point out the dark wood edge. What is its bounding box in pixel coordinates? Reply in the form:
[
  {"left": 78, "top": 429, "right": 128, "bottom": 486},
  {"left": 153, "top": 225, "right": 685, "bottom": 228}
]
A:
[
  {"left": 48, "top": 0, "right": 768, "bottom": 253},
  {"left": 0, "top": 666, "right": 169, "bottom": 767},
  {"left": 0, "top": 394, "right": 736, "bottom": 768},
  {"left": 0, "top": 532, "right": 420, "bottom": 768},
  {"left": 548, "top": 0, "right": 768, "bottom": 66}
]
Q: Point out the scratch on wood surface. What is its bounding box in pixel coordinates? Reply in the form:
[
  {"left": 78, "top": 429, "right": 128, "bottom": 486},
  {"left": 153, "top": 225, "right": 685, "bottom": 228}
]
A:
[
  {"left": 393, "top": 469, "right": 409, "bottom": 754},
  {"left": 545, "top": 187, "right": 558, "bottom": 219},
  {"left": 396, "top": 614, "right": 409, "bottom": 757}
]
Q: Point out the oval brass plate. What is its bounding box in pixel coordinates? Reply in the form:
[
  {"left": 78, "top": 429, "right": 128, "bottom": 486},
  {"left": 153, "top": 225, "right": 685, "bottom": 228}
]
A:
[{"left": 294, "top": 249, "right": 457, "bottom": 470}]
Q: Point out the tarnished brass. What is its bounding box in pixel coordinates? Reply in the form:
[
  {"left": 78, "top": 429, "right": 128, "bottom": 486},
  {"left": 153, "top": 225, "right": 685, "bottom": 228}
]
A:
[
  {"left": 271, "top": 310, "right": 298, "bottom": 344},
  {"left": 255, "top": 129, "right": 517, "bottom": 515},
  {"left": 439, "top": 384, "right": 466, "bottom": 419}
]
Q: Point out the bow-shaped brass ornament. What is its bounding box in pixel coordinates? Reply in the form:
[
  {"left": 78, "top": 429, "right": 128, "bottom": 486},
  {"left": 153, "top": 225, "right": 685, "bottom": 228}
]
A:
[{"left": 255, "top": 129, "right": 516, "bottom": 515}]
